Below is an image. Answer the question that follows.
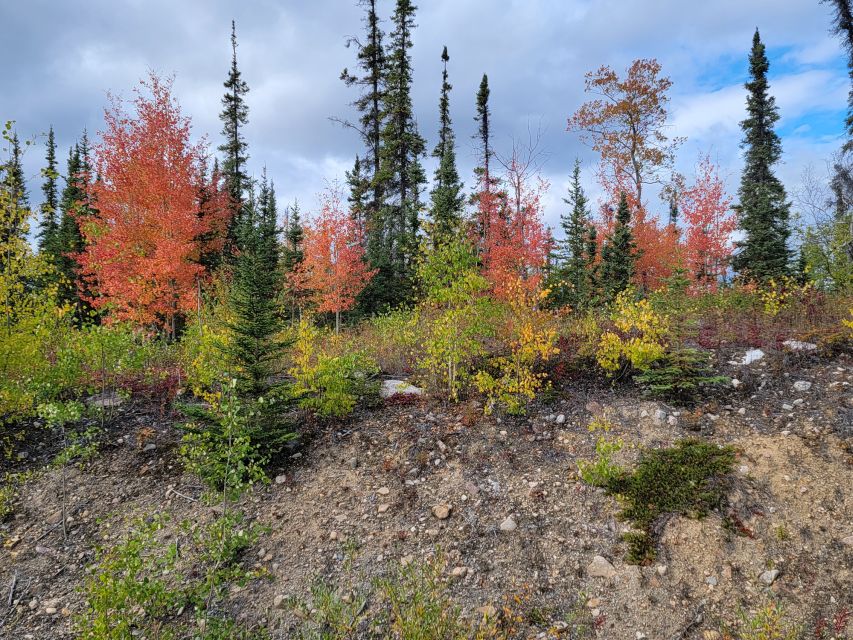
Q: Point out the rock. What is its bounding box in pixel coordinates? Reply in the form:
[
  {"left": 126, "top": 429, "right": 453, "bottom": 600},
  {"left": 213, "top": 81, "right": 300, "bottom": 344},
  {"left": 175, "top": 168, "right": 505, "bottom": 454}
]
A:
[
  {"left": 87, "top": 391, "right": 124, "bottom": 409},
  {"left": 793, "top": 380, "right": 812, "bottom": 392},
  {"left": 653, "top": 409, "right": 667, "bottom": 425},
  {"left": 499, "top": 516, "right": 517, "bottom": 532},
  {"left": 705, "top": 576, "right": 718, "bottom": 586},
  {"left": 729, "top": 349, "right": 765, "bottom": 366},
  {"left": 274, "top": 474, "right": 287, "bottom": 484},
  {"left": 842, "top": 535, "right": 853, "bottom": 547},
  {"left": 587, "top": 555, "right": 617, "bottom": 579},
  {"left": 329, "top": 531, "right": 338, "bottom": 541},
  {"left": 380, "top": 379, "right": 423, "bottom": 399},
  {"left": 782, "top": 339, "right": 818, "bottom": 352},
  {"left": 636, "top": 633, "right": 648, "bottom": 640},
  {"left": 450, "top": 566, "right": 468, "bottom": 578},
  {"left": 377, "top": 487, "right": 390, "bottom": 496},
  {"left": 656, "top": 565, "right": 668, "bottom": 576},
  {"left": 667, "top": 415, "right": 678, "bottom": 426},
  {"left": 273, "top": 594, "right": 287, "bottom": 609},
  {"left": 703, "top": 632, "right": 722, "bottom": 640},
  {"left": 432, "top": 504, "right": 451, "bottom": 520},
  {"left": 377, "top": 503, "right": 391, "bottom": 514},
  {"left": 782, "top": 404, "right": 794, "bottom": 411},
  {"left": 586, "top": 598, "right": 601, "bottom": 608},
  {"left": 347, "top": 457, "right": 359, "bottom": 469},
  {"left": 759, "top": 569, "right": 780, "bottom": 585},
  {"left": 555, "top": 414, "right": 566, "bottom": 425},
  {"left": 142, "top": 443, "right": 156, "bottom": 452},
  {"left": 401, "top": 554, "right": 414, "bottom": 566},
  {"left": 731, "top": 378, "right": 742, "bottom": 388}
]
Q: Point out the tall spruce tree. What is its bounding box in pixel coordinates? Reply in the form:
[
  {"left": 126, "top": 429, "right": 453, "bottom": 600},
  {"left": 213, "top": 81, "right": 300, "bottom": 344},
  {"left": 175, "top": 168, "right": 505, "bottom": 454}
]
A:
[
  {"left": 600, "top": 192, "right": 636, "bottom": 299},
  {"left": 554, "top": 160, "right": 594, "bottom": 309},
  {"left": 37, "top": 126, "right": 59, "bottom": 255},
  {"left": 4, "top": 133, "right": 28, "bottom": 212},
  {"left": 341, "top": 0, "right": 386, "bottom": 222},
  {"left": 824, "top": 0, "right": 853, "bottom": 142},
  {"left": 369, "top": 0, "right": 426, "bottom": 309},
  {"left": 732, "top": 29, "right": 792, "bottom": 281},
  {"left": 54, "top": 144, "right": 87, "bottom": 310},
  {"left": 428, "top": 46, "right": 464, "bottom": 244},
  {"left": 219, "top": 20, "right": 250, "bottom": 252},
  {"left": 346, "top": 154, "right": 370, "bottom": 237},
  {"left": 282, "top": 200, "right": 306, "bottom": 322},
  {"left": 473, "top": 74, "right": 492, "bottom": 192}
]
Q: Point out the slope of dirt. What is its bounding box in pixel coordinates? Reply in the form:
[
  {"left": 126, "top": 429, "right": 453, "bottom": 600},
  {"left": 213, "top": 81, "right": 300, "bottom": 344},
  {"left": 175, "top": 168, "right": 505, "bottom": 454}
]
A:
[{"left": 1, "top": 351, "right": 851, "bottom": 639}]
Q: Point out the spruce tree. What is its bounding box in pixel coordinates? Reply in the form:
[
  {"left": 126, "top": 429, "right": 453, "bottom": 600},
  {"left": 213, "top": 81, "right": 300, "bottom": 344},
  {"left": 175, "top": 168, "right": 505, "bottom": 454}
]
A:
[
  {"left": 340, "top": 0, "right": 386, "bottom": 221},
  {"left": 428, "top": 46, "right": 464, "bottom": 245},
  {"left": 282, "top": 200, "right": 306, "bottom": 322},
  {"left": 3, "top": 133, "right": 28, "bottom": 212},
  {"left": 55, "top": 145, "right": 86, "bottom": 310},
  {"left": 219, "top": 20, "right": 250, "bottom": 252},
  {"left": 369, "top": 0, "right": 426, "bottom": 309},
  {"left": 600, "top": 192, "right": 636, "bottom": 299},
  {"left": 346, "top": 155, "right": 370, "bottom": 237},
  {"left": 732, "top": 29, "right": 792, "bottom": 281},
  {"left": 473, "top": 74, "right": 492, "bottom": 192},
  {"left": 585, "top": 224, "right": 599, "bottom": 299},
  {"left": 555, "top": 160, "right": 593, "bottom": 309},
  {"left": 37, "top": 126, "right": 59, "bottom": 255}
]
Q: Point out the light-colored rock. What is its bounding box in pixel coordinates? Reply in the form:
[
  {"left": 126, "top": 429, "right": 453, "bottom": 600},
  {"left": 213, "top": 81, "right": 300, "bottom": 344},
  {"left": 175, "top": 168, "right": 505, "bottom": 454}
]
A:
[
  {"left": 759, "top": 569, "right": 780, "bottom": 585},
  {"left": 380, "top": 379, "right": 423, "bottom": 399},
  {"left": 729, "top": 349, "right": 765, "bottom": 366},
  {"left": 499, "top": 516, "right": 517, "bottom": 532},
  {"left": 476, "top": 605, "right": 497, "bottom": 618},
  {"left": 377, "top": 487, "right": 390, "bottom": 496},
  {"left": 782, "top": 339, "right": 818, "bottom": 352},
  {"left": 731, "top": 378, "right": 742, "bottom": 388},
  {"left": 793, "top": 380, "right": 812, "bottom": 392},
  {"left": 842, "top": 535, "right": 853, "bottom": 547},
  {"left": 377, "top": 503, "right": 391, "bottom": 514},
  {"left": 587, "top": 555, "right": 617, "bottom": 579},
  {"left": 656, "top": 565, "right": 668, "bottom": 576},
  {"left": 273, "top": 594, "right": 287, "bottom": 609},
  {"left": 555, "top": 414, "right": 566, "bottom": 424},
  {"left": 653, "top": 409, "right": 667, "bottom": 425},
  {"left": 432, "top": 504, "right": 451, "bottom": 519}
]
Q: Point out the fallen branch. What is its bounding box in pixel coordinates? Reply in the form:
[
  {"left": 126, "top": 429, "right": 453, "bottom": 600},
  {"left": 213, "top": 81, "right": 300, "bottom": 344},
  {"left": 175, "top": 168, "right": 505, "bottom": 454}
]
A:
[{"left": 6, "top": 572, "right": 16, "bottom": 607}]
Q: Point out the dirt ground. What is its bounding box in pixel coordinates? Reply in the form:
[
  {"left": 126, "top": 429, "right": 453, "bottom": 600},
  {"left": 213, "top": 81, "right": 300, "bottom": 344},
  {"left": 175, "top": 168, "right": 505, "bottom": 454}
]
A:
[{"left": 1, "top": 348, "right": 851, "bottom": 639}]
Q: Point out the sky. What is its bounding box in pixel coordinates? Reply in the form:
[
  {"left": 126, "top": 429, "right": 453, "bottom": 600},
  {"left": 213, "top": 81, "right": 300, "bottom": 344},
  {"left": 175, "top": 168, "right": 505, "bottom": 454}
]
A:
[{"left": 1, "top": 0, "right": 849, "bottom": 238}]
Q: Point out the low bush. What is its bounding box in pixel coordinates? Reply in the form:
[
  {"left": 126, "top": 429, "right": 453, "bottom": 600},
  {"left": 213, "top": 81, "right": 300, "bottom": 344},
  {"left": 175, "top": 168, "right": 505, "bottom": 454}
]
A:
[
  {"left": 595, "top": 290, "right": 669, "bottom": 376},
  {"left": 634, "top": 347, "right": 728, "bottom": 404}
]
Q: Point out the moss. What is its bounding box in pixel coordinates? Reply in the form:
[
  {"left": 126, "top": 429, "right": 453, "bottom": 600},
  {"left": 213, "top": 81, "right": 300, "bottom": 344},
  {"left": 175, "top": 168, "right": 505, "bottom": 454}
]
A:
[{"left": 604, "top": 439, "right": 736, "bottom": 563}]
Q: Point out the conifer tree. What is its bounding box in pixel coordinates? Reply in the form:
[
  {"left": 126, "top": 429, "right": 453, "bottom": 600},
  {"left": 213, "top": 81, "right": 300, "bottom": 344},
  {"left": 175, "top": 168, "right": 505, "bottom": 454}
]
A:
[
  {"left": 473, "top": 74, "right": 492, "bottom": 192},
  {"left": 54, "top": 143, "right": 89, "bottom": 311},
  {"left": 219, "top": 20, "right": 250, "bottom": 252},
  {"left": 340, "top": 0, "right": 386, "bottom": 223},
  {"left": 600, "top": 192, "right": 637, "bottom": 299},
  {"left": 585, "top": 224, "right": 599, "bottom": 298},
  {"left": 3, "top": 133, "right": 28, "bottom": 213},
  {"left": 428, "top": 46, "right": 464, "bottom": 245},
  {"left": 282, "top": 201, "right": 307, "bottom": 322},
  {"left": 554, "top": 160, "right": 594, "bottom": 309},
  {"left": 732, "top": 29, "right": 792, "bottom": 281},
  {"left": 37, "top": 126, "right": 59, "bottom": 255},
  {"left": 346, "top": 155, "right": 370, "bottom": 238},
  {"left": 369, "top": 0, "right": 426, "bottom": 309}
]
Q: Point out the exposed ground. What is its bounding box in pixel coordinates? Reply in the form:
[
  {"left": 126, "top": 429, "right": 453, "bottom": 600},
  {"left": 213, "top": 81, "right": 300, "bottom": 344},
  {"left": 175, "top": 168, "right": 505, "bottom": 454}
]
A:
[{"left": 1, "top": 348, "right": 852, "bottom": 639}]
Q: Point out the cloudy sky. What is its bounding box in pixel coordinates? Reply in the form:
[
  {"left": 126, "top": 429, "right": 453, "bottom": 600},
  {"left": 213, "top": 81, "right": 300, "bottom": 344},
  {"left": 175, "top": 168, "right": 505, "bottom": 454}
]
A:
[{"left": 1, "top": 0, "right": 849, "bottom": 237}]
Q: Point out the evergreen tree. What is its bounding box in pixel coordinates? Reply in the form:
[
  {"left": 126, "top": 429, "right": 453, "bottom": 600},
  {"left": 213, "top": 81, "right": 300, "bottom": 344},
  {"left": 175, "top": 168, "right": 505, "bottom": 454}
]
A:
[
  {"left": 55, "top": 144, "right": 86, "bottom": 310},
  {"left": 554, "top": 160, "right": 594, "bottom": 308},
  {"left": 428, "top": 46, "right": 464, "bottom": 245},
  {"left": 340, "top": 0, "right": 386, "bottom": 223},
  {"left": 473, "top": 74, "right": 492, "bottom": 192},
  {"left": 368, "top": 0, "right": 426, "bottom": 310},
  {"left": 282, "top": 200, "right": 306, "bottom": 322},
  {"left": 219, "top": 20, "right": 250, "bottom": 251},
  {"left": 600, "top": 192, "right": 637, "bottom": 299},
  {"left": 585, "top": 224, "right": 599, "bottom": 298},
  {"left": 732, "top": 29, "right": 792, "bottom": 281},
  {"left": 346, "top": 154, "right": 370, "bottom": 238},
  {"left": 0, "top": 128, "right": 29, "bottom": 256},
  {"left": 3, "top": 132, "right": 28, "bottom": 212},
  {"left": 37, "top": 126, "right": 59, "bottom": 255}
]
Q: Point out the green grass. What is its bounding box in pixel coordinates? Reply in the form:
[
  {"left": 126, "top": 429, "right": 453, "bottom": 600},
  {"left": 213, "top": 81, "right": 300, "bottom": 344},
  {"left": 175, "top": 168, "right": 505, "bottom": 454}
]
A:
[{"left": 602, "top": 439, "right": 736, "bottom": 563}]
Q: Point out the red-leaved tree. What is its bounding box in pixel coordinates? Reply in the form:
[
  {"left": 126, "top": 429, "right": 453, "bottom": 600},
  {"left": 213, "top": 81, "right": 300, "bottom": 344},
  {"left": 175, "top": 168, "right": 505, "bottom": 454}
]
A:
[
  {"left": 298, "top": 190, "right": 376, "bottom": 332},
  {"left": 680, "top": 156, "right": 736, "bottom": 292},
  {"left": 479, "top": 147, "right": 551, "bottom": 301},
  {"left": 77, "top": 73, "right": 213, "bottom": 338}
]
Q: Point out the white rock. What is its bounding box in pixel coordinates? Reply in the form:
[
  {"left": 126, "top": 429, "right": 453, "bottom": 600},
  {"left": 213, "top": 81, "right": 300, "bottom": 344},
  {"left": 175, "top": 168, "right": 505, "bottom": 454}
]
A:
[
  {"left": 555, "top": 414, "right": 566, "bottom": 424},
  {"left": 731, "top": 378, "right": 743, "bottom": 388},
  {"left": 793, "top": 380, "right": 812, "bottom": 392},
  {"left": 653, "top": 409, "right": 667, "bottom": 425},
  {"left": 729, "top": 349, "right": 765, "bottom": 366},
  {"left": 782, "top": 339, "right": 818, "bottom": 352},
  {"left": 380, "top": 379, "right": 424, "bottom": 399},
  {"left": 499, "top": 516, "right": 517, "bottom": 532},
  {"left": 587, "top": 555, "right": 617, "bottom": 579}
]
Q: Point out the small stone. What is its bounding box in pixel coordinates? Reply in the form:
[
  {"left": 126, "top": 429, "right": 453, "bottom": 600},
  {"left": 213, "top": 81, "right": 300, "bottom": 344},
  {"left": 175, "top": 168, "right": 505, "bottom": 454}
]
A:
[
  {"left": 401, "top": 554, "right": 414, "bottom": 566},
  {"left": 450, "top": 566, "right": 468, "bottom": 578},
  {"left": 738, "top": 407, "right": 746, "bottom": 415},
  {"left": 759, "top": 569, "right": 780, "bottom": 585},
  {"left": 273, "top": 594, "right": 287, "bottom": 609},
  {"left": 793, "top": 380, "right": 812, "bottom": 392},
  {"left": 476, "top": 605, "right": 497, "bottom": 618},
  {"left": 556, "top": 414, "right": 566, "bottom": 424},
  {"left": 842, "top": 535, "right": 853, "bottom": 547},
  {"left": 587, "top": 555, "right": 617, "bottom": 579},
  {"left": 499, "top": 516, "right": 517, "bottom": 532},
  {"left": 28, "top": 598, "right": 37, "bottom": 610},
  {"left": 782, "top": 403, "right": 793, "bottom": 411},
  {"left": 586, "top": 597, "right": 601, "bottom": 608},
  {"left": 653, "top": 409, "right": 667, "bottom": 424},
  {"left": 347, "top": 457, "right": 359, "bottom": 469},
  {"left": 656, "top": 565, "right": 668, "bottom": 576},
  {"left": 667, "top": 415, "right": 678, "bottom": 426},
  {"left": 432, "top": 504, "right": 451, "bottom": 520},
  {"left": 377, "top": 487, "right": 390, "bottom": 496},
  {"left": 142, "top": 443, "right": 156, "bottom": 452},
  {"left": 636, "top": 633, "right": 647, "bottom": 640},
  {"left": 705, "top": 576, "right": 718, "bottom": 586},
  {"left": 731, "top": 378, "right": 742, "bottom": 388},
  {"left": 275, "top": 474, "right": 287, "bottom": 485},
  {"left": 329, "top": 531, "right": 338, "bottom": 541},
  {"left": 377, "top": 503, "right": 391, "bottom": 513}
]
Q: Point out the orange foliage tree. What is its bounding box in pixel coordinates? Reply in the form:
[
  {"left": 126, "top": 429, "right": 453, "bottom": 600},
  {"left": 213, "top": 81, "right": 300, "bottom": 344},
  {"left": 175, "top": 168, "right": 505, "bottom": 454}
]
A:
[
  {"left": 479, "top": 146, "right": 551, "bottom": 301},
  {"left": 77, "top": 74, "right": 216, "bottom": 338},
  {"left": 569, "top": 59, "right": 684, "bottom": 291},
  {"left": 680, "top": 157, "right": 736, "bottom": 291},
  {"left": 299, "top": 190, "right": 376, "bottom": 332}
]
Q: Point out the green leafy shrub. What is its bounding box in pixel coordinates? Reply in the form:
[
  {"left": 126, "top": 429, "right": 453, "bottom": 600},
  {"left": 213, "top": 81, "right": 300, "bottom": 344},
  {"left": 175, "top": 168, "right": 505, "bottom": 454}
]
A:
[
  {"left": 634, "top": 348, "right": 728, "bottom": 403},
  {"left": 577, "top": 417, "right": 624, "bottom": 486},
  {"left": 290, "top": 319, "right": 380, "bottom": 418},
  {"left": 722, "top": 600, "right": 801, "bottom": 640},
  {"left": 602, "top": 440, "right": 736, "bottom": 563}
]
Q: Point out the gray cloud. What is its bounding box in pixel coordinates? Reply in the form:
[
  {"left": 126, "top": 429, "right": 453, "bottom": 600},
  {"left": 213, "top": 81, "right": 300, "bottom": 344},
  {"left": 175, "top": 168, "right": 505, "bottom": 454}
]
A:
[{"left": 2, "top": 0, "right": 848, "bottom": 236}]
